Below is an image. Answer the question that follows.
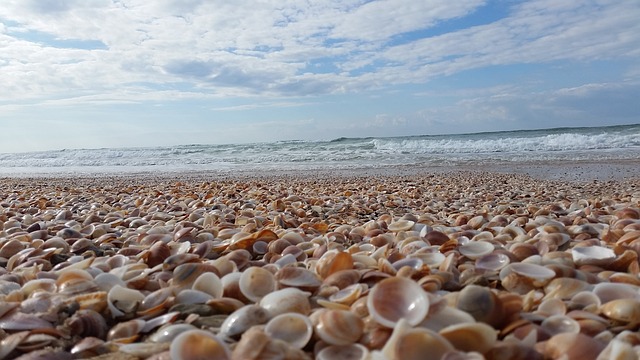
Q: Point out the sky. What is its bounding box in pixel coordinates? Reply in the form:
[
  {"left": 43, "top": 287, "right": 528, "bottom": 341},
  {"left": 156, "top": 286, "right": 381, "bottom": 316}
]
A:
[{"left": 1, "top": 0, "right": 639, "bottom": 153}]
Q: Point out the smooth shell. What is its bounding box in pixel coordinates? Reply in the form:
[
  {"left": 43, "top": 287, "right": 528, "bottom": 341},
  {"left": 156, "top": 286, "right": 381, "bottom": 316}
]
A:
[
  {"left": 264, "top": 312, "right": 313, "bottom": 349},
  {"left": 169, "top": 329, "right": 231, "bottom": 360},
  {"left": 367, "top": 276, "right": 430, "bottom": 328}
]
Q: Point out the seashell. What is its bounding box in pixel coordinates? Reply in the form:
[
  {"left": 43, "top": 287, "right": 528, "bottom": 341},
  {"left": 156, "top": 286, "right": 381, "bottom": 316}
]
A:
[
  {"left": 192, "top": 272, "right": 223, "bottom": 299},
  {"left": 592, "top": 283, "right": 640, "bottom": 304},
  {"left": 568, "top": 291, "right": 601, "bottom": 312},
  {"left": 149, "top": 323, "right": 198, "bottom": 343},
  {"left": 67, "top": 309, "right": 109, "bottom": 339},
  {"left": 316, "top": 250, "right": 354, "bottom": 279},
  {"left": 600, "top": 298, "right": 640, "bottom": 323},
  {"left": 367, "top": 276, "right": 430, "bottom": 328},
  {"left": 0, "top": 312, "right": 54, "bottom": 330},
  {"left": 171, "top": 263, "right": 219, "bottom": 290},
  {"left": 175, "top": 289, "right": 214, "bottom": 305},
  {"left": 475, "top": 252, "right": 510, "bottom": 271},
  {"left": 545, "top": 278, "right": 593, "bottom": 300},
  {"left": 238, "top": 266, "right": 277, "bottom": 303},
  {"left": 329, "top": 283, "right": 366, "bottom": 306},
  {"left": 323, "top": 269, "right": 361, "bottom": 289},
  {"left": 439, "top": 322, "right": 497, "bottom": 354},
  {"left": 0, "top": 331, "right": 31, "bottom": 360},
  {"left": 543, "top": 332, "right": 606, "bottom": 360},
  {"left": 206, "top": 297, "right": 245, "bottom": 314},
  {"left": 419, "top": 305, "right": 476, "bottom": 332},
  {"left": 388, "top": 220, "right": 415, "bottom": 232},
  {"left": 232, "top": 325, "right": 311, "bottom": 360},
  {"left": 316, "top": 344, "right": 370, "bottom": 360},
  {"left": 107, "top": 319, "right": 146, "bottom": 343},
  {"left": 459, "top": 240, "right": 494, "bottom": 260},
  {"left": 264, "top": 312, "right": 313, "bottom": 349},
  {"left": 540, "top": 314, "right": 581, "bottom": 336},
  {"left": 572, "top": 246, "right": 616, "bottom": 266},
  {"left": 380, "top": 319, "right": 453, "bottom": 360},
  {"left": 108, "top": 284, "right": 146, "bottom": 318},
  {"left": 219, "top": 304, "right": 270, "bottom": 340},
  {"left": 275, "top": 266, "right": 322, "bottom": 292},
  {"left": 169, "top": 329, "right": 231, "bottom": 360},
  {"left": 596, "top": 339, "right": 636, "bottom": 360},
  {"left": 455, "top": 285, "right": 505, "bottom": 327},
  {"left": 259, "top": 287, "right": 311, "bottom": 317},
  {"left": 118, "top": 342, "right": 170, "bottom": 358},
  {"left": 314, "top": 309, "right": 364, "bottom": 346}
]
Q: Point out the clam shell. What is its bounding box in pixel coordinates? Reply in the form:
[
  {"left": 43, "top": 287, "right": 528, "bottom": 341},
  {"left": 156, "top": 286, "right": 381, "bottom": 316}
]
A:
[
  {"left": 572, "top": 246, "right": 616, "bottom": 266},
  {"left": 439, "top": 322, "right": 497, "bottom": 354},
  {"left": 259, "top": 287, "right": 311, "bottom": 317},
  {"left": 314, "top": 309, "right": 364, "bottom": 346},
  {"left": 264, "top": 312, "right": 313, "bottom": 349},
  {"left": 381, "top": 319, "right": 453, "bottom": 360},
  {"left": 600, "top": 298, "right": 640, "bottom": 323},
  {"left": 367, "top": 276, "right": 430, "bottom": 328},
  {"left": 192, "top": 272, "right": 223, "bottom": 299},
  {"left": 541, "top": 315, "right": 581, "bottom": 336},
  {"left": 169, "top": 329, "right": 231, "bottom": 360},
  {"left": 475, "top": 252, "right": 510, "bottom": 271},
  {"left": 317, "top": 344, "right": 370, "bottom": 360},
  {"left": 239, "top": 266, "right": 277, "bottom": 303},
  {"left": 219, "top": 304, "right": 270, "bottom": 339},
  {"left": 459, "top": 241, "right": 494, "bottom": 260}
]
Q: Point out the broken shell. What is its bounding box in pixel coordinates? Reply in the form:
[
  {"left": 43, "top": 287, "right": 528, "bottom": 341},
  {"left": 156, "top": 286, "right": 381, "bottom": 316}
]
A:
[
  {"left": 572, "top": 246, "right": 616, "bottom": 267},
  {"left": 367, "top": 276, "right": 430, "bottom": 328}
]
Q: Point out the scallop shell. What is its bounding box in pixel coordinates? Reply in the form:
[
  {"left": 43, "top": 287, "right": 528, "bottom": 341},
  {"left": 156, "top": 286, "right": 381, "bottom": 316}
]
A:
[{"left": 367, "top": 276, "right": 430, "bottom": 328}]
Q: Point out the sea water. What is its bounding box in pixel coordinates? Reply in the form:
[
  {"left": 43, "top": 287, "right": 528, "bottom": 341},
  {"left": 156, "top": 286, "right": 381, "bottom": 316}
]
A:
[{"left": 1, "top": 124, "right": 638, "bottom": 176}]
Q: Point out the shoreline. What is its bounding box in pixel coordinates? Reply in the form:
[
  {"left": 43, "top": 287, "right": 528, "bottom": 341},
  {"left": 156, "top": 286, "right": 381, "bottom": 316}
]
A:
[{"left": 2, "top": 158, "right": 640, "bottom": 183}]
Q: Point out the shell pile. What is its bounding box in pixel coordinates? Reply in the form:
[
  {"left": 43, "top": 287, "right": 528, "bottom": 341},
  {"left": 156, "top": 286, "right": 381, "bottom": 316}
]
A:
[{"left": 1, "top": 172, "right": 640, "bottom": 360}]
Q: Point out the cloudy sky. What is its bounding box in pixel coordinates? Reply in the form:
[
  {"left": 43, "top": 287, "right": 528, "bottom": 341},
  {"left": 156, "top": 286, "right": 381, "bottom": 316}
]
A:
[{"left": 1, "top": 0, "right": 639, "bottom": 153}]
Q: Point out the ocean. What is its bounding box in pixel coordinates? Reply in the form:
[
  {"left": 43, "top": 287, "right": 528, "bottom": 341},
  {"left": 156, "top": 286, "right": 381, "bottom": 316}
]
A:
[{"left": 1, "top": 124, "right": 639, "bottom": 176}]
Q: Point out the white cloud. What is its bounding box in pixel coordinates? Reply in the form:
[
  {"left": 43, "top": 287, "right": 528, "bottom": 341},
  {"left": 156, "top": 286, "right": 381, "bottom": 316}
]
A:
[{"left": 0, "top": 0, "right": 638, "bottom": 105}]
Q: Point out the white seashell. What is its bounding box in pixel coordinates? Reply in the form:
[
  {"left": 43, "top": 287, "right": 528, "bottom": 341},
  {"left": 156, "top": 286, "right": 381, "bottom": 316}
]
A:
[
  {"left": 94, "top": 272, "right": 127, "bottom": 292},
  {"left": 108, "top": 285, "right": 145, "bottom": 318},
  {"left": 317, "top": 344, "right": 370, "bottom": 360},
  {"left": 592, "top": 283, "right": 640, "bottom": 304},
  {"left": 459, "top": 241, "right": 494, "bottom": 260},
  {"left": 264, "top": 312, "right": 313, "bottom": 349},
  {"left": 541, "top": 315, "right": 581, "bottom": 336},
  {"left": 259, "top": 287, "right": 311, "bottom": 317},
  {"left": 367, "top": 276, "right": 429, "bottom": 328},
  {"left": 475, "top": 252, "right": 510, "bottom": 271},
  {"left": 219, "top": 304, "right": 270, "bottom": 339},
  {"left": 505, "top": 262, "right": 556, "bottom": 281},
  {"left": 571, "top": 246, "right": 616, "bottom": 266},
  {"left": 192, "top": 272, "right": 223, "bottom": 299},
  {"left": 419, "top": 306, "right": 476, "bottom": 332},
  {"left": 150, "top": 323, "right": 198, "bottom": 343},
  {"left": 175, "top": 289, "right": 214, "bottom": 305}
]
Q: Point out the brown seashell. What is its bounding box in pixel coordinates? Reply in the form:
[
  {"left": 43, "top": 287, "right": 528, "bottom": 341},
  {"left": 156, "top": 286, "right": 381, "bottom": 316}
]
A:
[
  {"left": 600, "top": 298, "right": 640, "bottom": 323},
  {"left": 455, "top": 285, "right": 505, "bottom": 328},
  {"left": 315, "top": 309, "right": 365, "bottom": 345},
  {"left": 170, "top": 329, "right": 231, "bottom": 360},
  {"left": 367, "top": 276, "right": 429, "bottom": 328},
  {"left": 542, "top": 332, "right": 606, "bottom": 360},
  {"left": 316, "top": 250, "right": 354, "bottom": 279}
]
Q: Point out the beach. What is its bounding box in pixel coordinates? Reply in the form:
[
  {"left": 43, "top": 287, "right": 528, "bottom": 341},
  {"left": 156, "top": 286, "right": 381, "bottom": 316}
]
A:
[{"left": 1, "top": 162, "right": 640, "bottom": 359}]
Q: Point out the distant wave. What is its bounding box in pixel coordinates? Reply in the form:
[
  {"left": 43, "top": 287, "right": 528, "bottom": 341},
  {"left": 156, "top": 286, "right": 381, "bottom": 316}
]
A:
[{"left": 0, "top": 123, "right": 638, "bottom": 174}]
